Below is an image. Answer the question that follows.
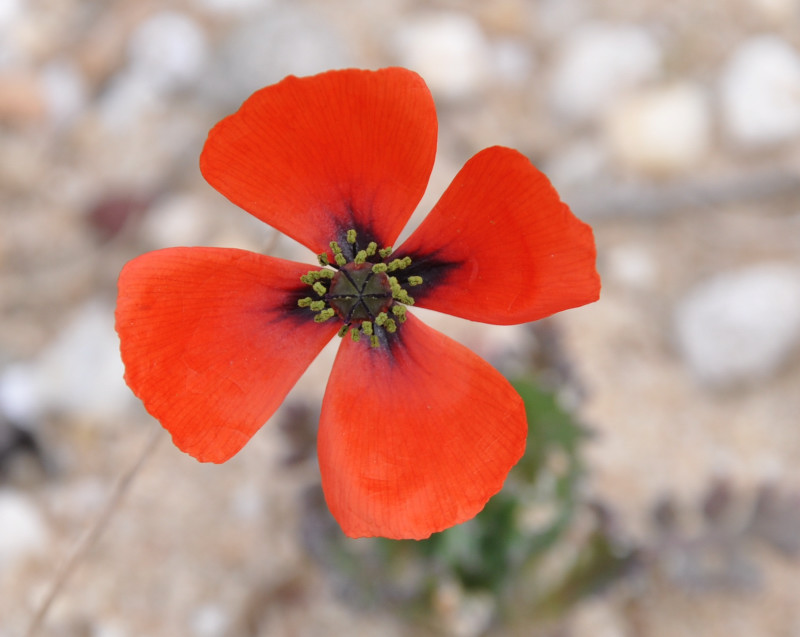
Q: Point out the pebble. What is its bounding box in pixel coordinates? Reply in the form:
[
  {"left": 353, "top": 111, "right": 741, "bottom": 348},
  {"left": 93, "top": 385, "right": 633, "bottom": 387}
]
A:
[
  {"left": 606, "top": 82, "right": 711, "bottom": 175},
  {"left": 548, "top": 22, "right": 662, "bottom": 122},
  {"left": 743, "top": 0, "right": 799, "bottom": 20},
  {"left": 126, "top": 11, "right": 209, "bottom": 93},
  {"left": 206, "top": 5, "right": 353, "bottom": 105},
  {"left": 0, "top": 489, "right": 48, "bottom": 567},
  {"left": 39, "top": 57, "right": 88, "bottom": 128},
  {"left": 393, "top": 11, "right": 491, "bottom": 100},
  {"left": 719, "top": 35, "right": 800, "bottom": 148},
  {"left": 674, "top": 263, "right": 800, "bottom": 387},
  {"left": 0, "top": 302, "right": 132, "bottom": 424}
]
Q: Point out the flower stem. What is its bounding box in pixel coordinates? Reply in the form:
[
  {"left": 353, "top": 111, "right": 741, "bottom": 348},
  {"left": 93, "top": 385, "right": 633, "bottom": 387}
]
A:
[{"left": 25, "top": 425, "right": 163, "bottom": 637}]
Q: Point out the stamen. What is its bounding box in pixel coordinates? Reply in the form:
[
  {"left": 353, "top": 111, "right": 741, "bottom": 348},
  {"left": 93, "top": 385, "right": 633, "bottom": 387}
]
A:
[
  {"left": 314, "top": 308, "right": 335, "bottom": 322},
  {"left": 391, "top": 305, "right": 407, "bottom": 322},
  {"left": 387, "top": 257, "right": 412, "bottom": 271},
  {"left": 334, "top": 253, "right": 347, "bottom": 267},
  {"left": 365, "top": 242, "right": 377, "bottom": 256},
  {"left": 312, "top": 282, "right": 327, "bottom": 296},
  {"left": 349, "top": 327, "right": 361, "bottom": 342},
  {"left": 309, "top": 300, "right": 326, "bottom": 312},
  {"left": 337, "top": 324, "right": 349, "bottom": 338},
  {"left": 346, "top": 229, "right": 357, "bottom": 244},
  {"left": 407, "top": 276, "right": 423, "bottom": 286},
  {"left": 370, "top": 334, "right": 380, "bottom": 348},
  {"left": 378, "top": 246, "right": 393, "bottom": 258},
  {"left": 371, "top": 263, "right": 388, "bottom": 274},
  {"left": 384, "top": 318, "right": 397, "bottom": 333},
  {"left": 330, "top": 241, "right": 342, "bottom": 254},
  {"left": 297, "top": 297, "right": 313, "bottom": 308},
  {"left": 375, "top": 312, "right": 388, "bottom": 326},
  {"left": 354, "top": 250, "right": 367, "bottom": 264},
  {"left": 317, "top": 253, "right": 329, "bottom": 266},
  {"left": 361, "top": 321, "right": 373, "bottom": 336}
]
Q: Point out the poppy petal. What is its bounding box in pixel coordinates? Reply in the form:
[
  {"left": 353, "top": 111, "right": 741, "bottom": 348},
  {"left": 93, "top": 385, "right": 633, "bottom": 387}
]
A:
[
  {"left": 200, "top": 68, "right": 438, "bottom": 255},
  {"left": 116, "top": 248, "right": 338, "bottom": 463},
  {"left": 396, "top": 146, "right": 600, "bottom": 324},
  {"left": 317, "top": 314, "right": 527, "bottom": 539}
]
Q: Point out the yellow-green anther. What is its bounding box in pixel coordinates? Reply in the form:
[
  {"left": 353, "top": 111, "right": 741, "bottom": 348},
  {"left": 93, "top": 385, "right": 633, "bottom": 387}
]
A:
[
  {"left": 370, "top": 334, "right": 380, "bottom": 348},
  {"left": 300, "top": 274, "right": 314, "bottom": 284},
  {"left": 391, "top": 304, "right": 406, "bottom": 321},
  {"left": 346, "top": 229, "right": 357, "bottom": 244},
  {"left": 330, "top": 241, "right": 342, "bottom": 254},
  {"left": 361, "top": 321, "right": 373, "bottom": 335},
  {"left": 378, "top": 246, "right": 393, "bottom": 258},
  {"left": 354, "top": 250, "right": 367, "bottom": 264},
  {"left": 312, "top": 282, "right": 327, "bottom": 296},
  {"left": 372, "top": 263, "right": 388, "bottom": 273},
  {"left": 350, "top": 327, "right": 361, "bottom": 342},
  {"left": 337, "top": 324, "right": 349, "bottom": 337},
  {"left": 387, "top": 258, "right": 410, "bottom": 271},
  {"left": 384, "top": 318, "right": 397, "bottom": 333},
  {"left": 375, "top": 312, "right": 388, "bottom": 326},
  {"left": 334, "top": 253, "right": 347, "bottom": 267},
  {"left": 366, "top": 242, "right": 377, "bottom": 256},
  {"left": 298, "top": 297, "right": 313, "bottom": 307},
  {"left": 407, "top": 276, "right": 423, "bottom": 286},
  {"left": 318, "top": 269, "right": 334, "bottom": 279},
  {"left": 309, "top": 300, "right": 326, "bottom": 312},
  {"left": 314, "top": 308, "right": 335, "bottom": 322},
  {"left": 317, "top": 253, "right": 329, "bottom": 266}
]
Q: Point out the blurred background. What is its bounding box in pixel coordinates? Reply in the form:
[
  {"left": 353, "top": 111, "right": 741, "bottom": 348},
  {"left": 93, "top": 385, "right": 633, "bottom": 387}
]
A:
[{"left": 1, "top": 0, "right": 800, "bottom": 635}]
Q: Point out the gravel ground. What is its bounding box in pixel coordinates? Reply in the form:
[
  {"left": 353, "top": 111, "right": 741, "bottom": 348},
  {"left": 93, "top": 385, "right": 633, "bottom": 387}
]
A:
[{"left": 2, "top": 0, "right": 800, "bottom": 635}]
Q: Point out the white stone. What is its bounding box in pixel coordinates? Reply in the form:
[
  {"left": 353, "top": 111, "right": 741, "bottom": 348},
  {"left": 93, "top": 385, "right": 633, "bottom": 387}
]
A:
[
  {"left": 549, "top": 22, "right": 662, "bottom": 122},
  {"left": 191, "top": 0, "right": 266, "bottom": 15},
  {"left": 0, "top": 302, "right": 132, "bottom": 423},
  {"left": 39, "top": 58, "right": 88, "bottom": 127},
  {"left": 190, "top": 604, "right": 230, "bottom": 637},
  {"left": 606, "top": 243, "right": 659, "bottom": 290},
  {"left": 206, "top": 5, "right": 353, "bottom": 103},
  {"left": 719, "top": 36, "right": 800, "bottom": 148},
  {"left": 606, "top": 83, "right": 711, "bottom": 174},
  {"left": 393, "top": 12, "right": 491, "bottom": 99},
  {"left": 674, "top": 263, "right": 800, "bottom": 386},
  {"left": 0, "top": 490, "right": 48, "bottom": 567},
  {"left": 490, "top": 38, "right": 535, "bottom": 88},
  {"left": 140, "top": 194, "right": 210, "bottom": 247},
  {"left": 743, "top": 0, "right": 799, "bottom": 20},
  {"left": 127, "top": 11, "right": 209, "bottom": 93}
]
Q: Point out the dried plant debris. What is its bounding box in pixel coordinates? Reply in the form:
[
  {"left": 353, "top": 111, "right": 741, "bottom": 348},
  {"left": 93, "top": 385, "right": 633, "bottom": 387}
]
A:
[{"left": 646, "top": 479, "right": 800, "bottom": 592}]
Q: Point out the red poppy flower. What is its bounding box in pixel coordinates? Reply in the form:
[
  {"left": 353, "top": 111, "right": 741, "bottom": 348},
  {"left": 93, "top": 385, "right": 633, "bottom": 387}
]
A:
[{"left": 115, "top": 68, "right": 599, "bottom": 540}]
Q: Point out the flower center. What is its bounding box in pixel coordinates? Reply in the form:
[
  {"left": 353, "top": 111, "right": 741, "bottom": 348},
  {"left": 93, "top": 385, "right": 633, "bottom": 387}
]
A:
[
  {"left": 327, "top": 263, "right": 393, "bottom": 322},
  {"left": 296, "top": 229, "right": 423, "bottom": 348}
]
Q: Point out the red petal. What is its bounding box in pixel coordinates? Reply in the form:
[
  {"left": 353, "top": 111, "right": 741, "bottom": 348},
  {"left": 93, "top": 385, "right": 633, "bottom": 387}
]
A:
[
  {"left": 116, "top": 248, "right": 337, "bottom": 463},
  {"left": 200, "top": 68, "right": 437, "bottom": 254},
  {"left": 317, "top": 314, "right": 526, "bottom": 539},
  {"left": 396, "top": 146, "right": 600, "bottom": 324}
]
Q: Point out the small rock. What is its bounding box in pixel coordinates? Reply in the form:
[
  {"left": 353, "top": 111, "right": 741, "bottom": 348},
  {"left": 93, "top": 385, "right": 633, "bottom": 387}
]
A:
[
  {"left": 205, "top": 5, "right": 353, "bottom": 106},
  {"left": 489, "top": 38, "right": 535, "bottom": 88},
  {"left": 190, "top": 604, "right": 231, "bottom": 637},
  {"left": 127, "top": 11, "right": 209, "bottom": 93},
  {"left": 743, "top": 0, "right": 799, "bottom": 21},
  {"left": 674, "top": 263, "right": 800, "bottom": 386},
  {"left": 719, "top": 36, "right": 800, "bottom": 148},
  {"left": 0, "top": 71, "right": 46, "bottom": 124},
  {"left": 606, "top": 83, "right": 711, "bottom": 175},
  {"left": 393, "top": 12, "right": 491, "bottom": 100},
  {"left": 39, "top": 58, "right": 88, "bottom": 128},
  {"left": 0, "top": 489, "right": 48, "bottom": 567},
  {"left": 549, "top": 22, "right": 662, "bottom": 122},
  {"left": 0, "top": 301, "right": 132, "bottom": 423}
]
